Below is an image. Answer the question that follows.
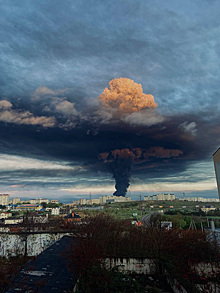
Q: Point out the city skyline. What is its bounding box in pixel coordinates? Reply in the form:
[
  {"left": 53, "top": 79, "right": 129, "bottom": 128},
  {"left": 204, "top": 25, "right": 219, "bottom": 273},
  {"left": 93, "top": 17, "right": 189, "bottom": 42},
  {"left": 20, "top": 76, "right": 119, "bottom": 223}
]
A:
[{"left": 0, "top": 1, "right": 220, "bottom": 200}]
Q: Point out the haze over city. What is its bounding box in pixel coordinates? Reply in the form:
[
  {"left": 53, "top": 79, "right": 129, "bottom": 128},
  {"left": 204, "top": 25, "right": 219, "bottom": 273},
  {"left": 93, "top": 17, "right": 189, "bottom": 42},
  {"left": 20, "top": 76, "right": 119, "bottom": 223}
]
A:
[{"left": 0, "top": 0, "right": 220, "bottom": 201}]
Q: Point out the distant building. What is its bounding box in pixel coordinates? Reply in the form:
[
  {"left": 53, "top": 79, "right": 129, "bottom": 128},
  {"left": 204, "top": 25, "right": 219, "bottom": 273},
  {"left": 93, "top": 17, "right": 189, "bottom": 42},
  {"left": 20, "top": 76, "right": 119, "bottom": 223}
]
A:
[
  {"left": 0, "top": 194, "right": 10, "bottom": 205},
  {"left": 100, "top": 195, "right": 113, "bottom": 204},
  {"left": 99, "top": 195, "right": 131, "bottom": 204},
  {"left": 86, "top": 198, "right": 100, "bottom": 205},
  {"left": 51, "top": 200, "right": 59, "bottom": 204},
  {"left": 12, "top": 197, "right": 20, "bottom": 205},
  {"left": 144, "top": 193, "right": 175, "bottom": 201},
  {"left": 72, "top": 200, "right": 80, "bottom": 206},
  {"left": 30, "top": 198, "right": 49, "bottom": 204},
  {"left": 201, "top": 206, "right": 217, "bottom": 213},
  {"left": 79, "top": 198, "right": 86, "bottom": 205},
  {"left": 0, "top": 212, "right": 12, "bottom": 219},
  {"left": 65, "top": 213, "right": 82, "bottom": 222},
  {"left": 15, "top": 204, "right": 42, "bottom": 211},
  {"left": 213, "top": 148, "right": 220, "bottom": 199},
  {"left": 51, "top": 207, "right": 60, "bottom": 215},
  {"left": 59, "top": 207, "right": 72, "bottom": 215},
  {"left": 185, "top": 197, "right": 219, "bottom": 202},
  {"left": 5, "top": 218, "right": 23, "bottom": 225}
]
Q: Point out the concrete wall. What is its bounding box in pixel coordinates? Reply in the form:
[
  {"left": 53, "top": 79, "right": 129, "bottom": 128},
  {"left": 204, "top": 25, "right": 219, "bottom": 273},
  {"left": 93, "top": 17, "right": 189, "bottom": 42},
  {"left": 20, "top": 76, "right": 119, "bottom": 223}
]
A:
[
  {"left": 0, "top": 232, "right": 69, "bottom": 257},
  {"left": 105, "top": 258, "right": 156, "bottom": 274}
]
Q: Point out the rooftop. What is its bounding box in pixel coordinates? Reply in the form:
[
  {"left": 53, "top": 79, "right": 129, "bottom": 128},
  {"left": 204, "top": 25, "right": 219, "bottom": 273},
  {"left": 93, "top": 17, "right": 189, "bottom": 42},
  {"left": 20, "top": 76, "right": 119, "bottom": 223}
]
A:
[{"left": 7, "top": 236, "right": 77, "bottom": 292}]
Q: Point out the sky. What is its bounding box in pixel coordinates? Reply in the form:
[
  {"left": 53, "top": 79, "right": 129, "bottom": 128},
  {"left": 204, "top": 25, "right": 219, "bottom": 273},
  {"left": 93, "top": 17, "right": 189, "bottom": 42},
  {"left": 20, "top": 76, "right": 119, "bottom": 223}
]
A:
[{"left": 0, "top": 0, "right": 220, "bottom": 201}]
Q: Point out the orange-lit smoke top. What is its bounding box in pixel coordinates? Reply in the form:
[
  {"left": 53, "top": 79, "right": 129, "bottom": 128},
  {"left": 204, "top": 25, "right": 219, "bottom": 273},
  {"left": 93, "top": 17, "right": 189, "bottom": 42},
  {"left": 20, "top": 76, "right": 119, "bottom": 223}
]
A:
[{"left": 99, "top": 78, "right": 157, "bottom": 113}]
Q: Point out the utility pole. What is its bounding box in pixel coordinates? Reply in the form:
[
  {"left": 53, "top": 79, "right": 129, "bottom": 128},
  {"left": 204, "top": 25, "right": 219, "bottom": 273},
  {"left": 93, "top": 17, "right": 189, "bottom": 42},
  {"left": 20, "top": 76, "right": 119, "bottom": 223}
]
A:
[
  {"left": 189, "top": 216, "right": 197, "bottom": 230},
  {"left": 139, "top": 195, "right": 143, "bottom": 218}
]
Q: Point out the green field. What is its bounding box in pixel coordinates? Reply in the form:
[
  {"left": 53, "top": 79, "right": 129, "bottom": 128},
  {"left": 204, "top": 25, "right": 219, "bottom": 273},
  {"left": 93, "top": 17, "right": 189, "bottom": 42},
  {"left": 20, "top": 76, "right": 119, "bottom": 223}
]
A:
[{"left": 75, "top": 200, "right": 220, "bottom": 228}]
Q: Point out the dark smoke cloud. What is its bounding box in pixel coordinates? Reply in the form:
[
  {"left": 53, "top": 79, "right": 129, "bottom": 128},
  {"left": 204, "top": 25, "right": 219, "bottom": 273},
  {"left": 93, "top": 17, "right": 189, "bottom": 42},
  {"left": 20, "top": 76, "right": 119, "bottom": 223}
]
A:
[
  {"left": 0, "top": 78, "right": 219, "bottom": 196},
  {"left": 99, "top": 147, "right": 183, "bottom": 196}
]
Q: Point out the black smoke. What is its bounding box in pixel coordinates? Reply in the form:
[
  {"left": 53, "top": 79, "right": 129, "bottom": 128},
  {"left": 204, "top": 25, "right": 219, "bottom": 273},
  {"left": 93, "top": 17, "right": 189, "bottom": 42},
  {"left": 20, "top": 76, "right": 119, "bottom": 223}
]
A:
[{"left": 111, "top": 157, "right": 132, "bottom": 196}]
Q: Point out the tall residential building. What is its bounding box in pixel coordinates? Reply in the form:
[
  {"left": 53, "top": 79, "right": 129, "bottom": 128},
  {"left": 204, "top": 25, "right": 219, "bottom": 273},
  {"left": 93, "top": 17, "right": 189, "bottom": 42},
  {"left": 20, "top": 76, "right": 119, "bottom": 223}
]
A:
[
  {"left": 0, "top": 194, "right": 10, "bottom": 205},
  {"left": 12, "top": 197, "right": 20, "bottom": 205},
  {"left": 144, "top": 193, "right": 175, "bottom": 201},
  {"left": 213, "top": 148, "right": 220, "bottom": 199},
  {"left": 86, "top": 198, "right": 100, "bottom": 205},
  {"left": 99, "top": 195, "right": 131, "bottom": 204},
  {"left": 30, "top": 198, "right": 49, "bottom": 204},
  {"left": 79, "top": 198, "right": 86, "bottom": 205}
]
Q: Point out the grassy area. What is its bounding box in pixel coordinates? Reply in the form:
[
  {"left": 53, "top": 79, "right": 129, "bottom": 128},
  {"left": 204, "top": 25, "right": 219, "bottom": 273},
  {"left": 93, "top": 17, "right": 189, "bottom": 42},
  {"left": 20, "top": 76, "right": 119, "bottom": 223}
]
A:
[{"left": 74, "top": 200, "right": 220, "bottom": 228}]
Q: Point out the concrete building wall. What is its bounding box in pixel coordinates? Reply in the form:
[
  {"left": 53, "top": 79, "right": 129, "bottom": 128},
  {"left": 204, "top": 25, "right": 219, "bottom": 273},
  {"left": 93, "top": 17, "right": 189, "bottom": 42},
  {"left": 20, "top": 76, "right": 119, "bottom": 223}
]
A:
[
  {"left": 79, "top": 198, "right": 86, "bottom": 205},
  {"left": 51, "top": 207, "right": 60, "bottom": 215},
  {"left": 213, "top": 148, "right": 220, "bottom": 199},
  {"left": 30, "top": 198, "right": 49, "bottom": 204},
  {"left": 86, "top": 198, "right": 100, "bottom": 205},
  {"left": 144, "top": 193, "right": 175, "bottom": 201},
  {"left": 0, "top": 232, "right": 68, "bottom": 257},
  {"left": 105, "top": 258, "right": 155, "bottom": 274}
]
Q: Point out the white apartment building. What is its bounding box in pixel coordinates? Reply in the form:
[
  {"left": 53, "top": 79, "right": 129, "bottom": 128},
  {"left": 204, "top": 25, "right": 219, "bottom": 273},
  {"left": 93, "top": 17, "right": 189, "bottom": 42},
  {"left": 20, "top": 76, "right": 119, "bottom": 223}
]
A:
[
  {"left": 185, "top": 197, "right": 219, "bottom": 202},
  {"left": 51, "top": 208, "right": 60, "bottom": 215},
  {"left": 0, "top": 194, "right": 10, "bottom": 205},
  {"left": 114, "top": 196, "right": 131, "bottom": 203},
  {"left": 12, "top": 198, "right": 20, "bottom": 205},
  {"left": 86, "top": 198, "right": 100, "bottom": 205},
  {"left": 79, "top": 198, "right": 86, "bottom": 205},
  {"left": 99, "top": 195, "right": 131, "bottom": 204},
  {"left": 100, "top": 195, "right": 114, "bottom": 204},
  {"left": 0, "top": 212, "right": 12, "bottom": 219},
  {"left": 144, "top": 193, "right": 175, "bottom": 201},
  {"left": 29, "top": 198, "right": 49, "bottom": 204}
]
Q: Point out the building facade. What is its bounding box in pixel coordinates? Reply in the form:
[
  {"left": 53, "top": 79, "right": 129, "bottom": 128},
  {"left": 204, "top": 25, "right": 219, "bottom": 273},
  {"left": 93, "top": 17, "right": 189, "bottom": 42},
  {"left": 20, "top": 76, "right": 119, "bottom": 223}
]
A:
[
  {"left": 144, "top": 193, "right": 175, "bottom": 201},
  {"left": 30, "top": 198, "right": 49, "bottom": 204},
  {"left": 12, "top": 197, "right": 20, "bottom": 205},
  {"left": 213, "top": 148, "right": 220, "bottom": 199},
  {"left": 0, "top": 194, "right": 10, "bottom": 205}
]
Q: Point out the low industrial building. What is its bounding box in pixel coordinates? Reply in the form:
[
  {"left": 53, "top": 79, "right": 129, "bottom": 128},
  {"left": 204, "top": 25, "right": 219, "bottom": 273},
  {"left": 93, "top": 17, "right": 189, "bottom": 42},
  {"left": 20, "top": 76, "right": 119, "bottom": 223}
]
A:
[{"left": 15, "top": 204, "right": 42, "bottom": 211}]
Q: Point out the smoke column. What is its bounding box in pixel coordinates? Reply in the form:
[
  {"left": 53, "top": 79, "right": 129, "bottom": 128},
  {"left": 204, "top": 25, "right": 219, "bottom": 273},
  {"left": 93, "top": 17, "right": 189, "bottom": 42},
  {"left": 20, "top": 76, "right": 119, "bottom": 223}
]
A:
[
  {"left": 98, "top": 78, "right": 158, "bottom": 196},
  {"left": 112, "top": 158, "right": 132, "bottom": 196},
  {"left": 99, "top": 147, "right": 183, "bottom": 196}
]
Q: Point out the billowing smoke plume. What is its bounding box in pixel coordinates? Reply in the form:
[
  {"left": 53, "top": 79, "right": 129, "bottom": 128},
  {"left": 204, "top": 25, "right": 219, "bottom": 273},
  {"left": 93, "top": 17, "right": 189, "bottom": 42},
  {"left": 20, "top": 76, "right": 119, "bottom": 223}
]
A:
[
  {"left": 98, "top": 78, "right": 159, "bottom": 195},
  {"left": 99, "top": 147, "right": 183, "bottom": 196},
  {"left": 112, "top": 159, "right": 132, "bottom": 196},
  {"left": 99, "top": 78, "right": 157, "bottom": 113}
]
